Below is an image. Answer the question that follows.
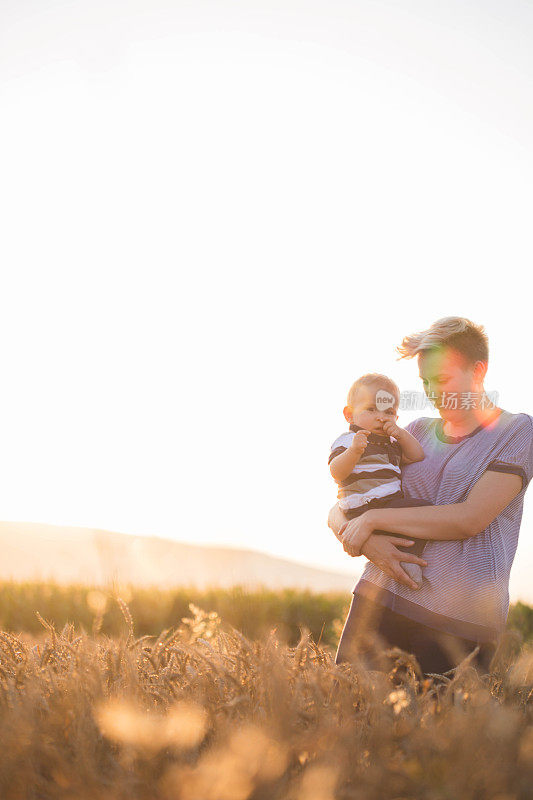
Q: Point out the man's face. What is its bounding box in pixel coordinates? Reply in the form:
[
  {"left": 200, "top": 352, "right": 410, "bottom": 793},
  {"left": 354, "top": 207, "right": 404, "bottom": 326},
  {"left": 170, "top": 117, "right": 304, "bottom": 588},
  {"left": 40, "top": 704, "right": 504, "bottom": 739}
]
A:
[
  {"left": 346, "top": 384, "right": 398, "bottom": 435},
  {"left": 418, "top": 347, "right": 485, "bottom": 416}
]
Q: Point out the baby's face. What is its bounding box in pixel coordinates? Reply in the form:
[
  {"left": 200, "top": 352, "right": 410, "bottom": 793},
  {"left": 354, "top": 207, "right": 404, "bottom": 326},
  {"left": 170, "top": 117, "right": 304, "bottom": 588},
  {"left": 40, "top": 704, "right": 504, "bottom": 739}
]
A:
[{"left": 347, "top": 385, "right": 398, "bottom": 436}]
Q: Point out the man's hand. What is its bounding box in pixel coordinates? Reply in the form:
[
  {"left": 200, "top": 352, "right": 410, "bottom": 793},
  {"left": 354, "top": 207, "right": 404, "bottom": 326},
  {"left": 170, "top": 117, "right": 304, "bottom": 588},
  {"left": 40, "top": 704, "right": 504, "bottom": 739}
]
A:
[
  {"left": 339, "top": 514, "right": 374, "bottom": 556},
  {"left": 360, "top": 533, "right": 428, "bottom": 590},
  {"left": 349, "top": 429, "right": 371, "bottom": 453},
  {"left": 339, "top": 514, "right": 427, "bottom": 590}
]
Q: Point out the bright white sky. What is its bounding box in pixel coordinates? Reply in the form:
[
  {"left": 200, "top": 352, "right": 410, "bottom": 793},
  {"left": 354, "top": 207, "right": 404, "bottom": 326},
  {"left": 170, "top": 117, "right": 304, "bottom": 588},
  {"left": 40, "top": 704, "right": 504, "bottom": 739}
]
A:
[{"left": 1, "top": 0, "right": 532, "bottom": 601}]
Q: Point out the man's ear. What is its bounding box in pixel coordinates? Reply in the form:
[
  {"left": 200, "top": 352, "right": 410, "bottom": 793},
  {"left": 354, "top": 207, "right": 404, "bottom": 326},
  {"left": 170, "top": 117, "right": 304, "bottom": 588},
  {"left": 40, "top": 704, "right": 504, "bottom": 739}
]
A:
[
  {"left": 473, "top": 360, "right": 488, "bottom": 385},
  {"left": 343, "top": 406, "right": 353, "bottom": 423}
]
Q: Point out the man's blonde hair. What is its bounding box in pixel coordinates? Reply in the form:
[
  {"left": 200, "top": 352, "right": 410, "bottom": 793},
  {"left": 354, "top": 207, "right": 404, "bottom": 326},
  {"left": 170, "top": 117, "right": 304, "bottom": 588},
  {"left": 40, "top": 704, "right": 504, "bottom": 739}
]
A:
[
  {"left": 347, "top": 373, "right": 400, "bottom": 410},
  {"left": 396, "top": 316, "right": 489, "bottom": 365}
]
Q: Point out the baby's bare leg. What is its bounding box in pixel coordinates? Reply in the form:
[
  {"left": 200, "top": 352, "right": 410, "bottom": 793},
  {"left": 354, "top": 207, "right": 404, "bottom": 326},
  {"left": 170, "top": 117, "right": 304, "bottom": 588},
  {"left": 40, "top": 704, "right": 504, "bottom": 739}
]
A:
[{"left": 328, "top": 502, "right": 349, "bottom": 542}]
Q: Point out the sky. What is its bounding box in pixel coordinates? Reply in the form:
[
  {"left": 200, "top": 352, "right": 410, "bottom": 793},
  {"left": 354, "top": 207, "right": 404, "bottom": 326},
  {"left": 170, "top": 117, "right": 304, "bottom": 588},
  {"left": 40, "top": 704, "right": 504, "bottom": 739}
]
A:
[{"left": 1, "top": 0, "right": 533, "bottom": 601}]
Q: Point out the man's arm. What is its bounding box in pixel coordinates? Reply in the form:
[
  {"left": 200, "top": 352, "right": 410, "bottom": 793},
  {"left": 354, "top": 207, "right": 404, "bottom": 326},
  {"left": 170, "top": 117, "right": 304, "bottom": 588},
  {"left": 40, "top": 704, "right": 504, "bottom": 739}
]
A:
[{"left": 346, "top": 470, "right": 524, "bottom": 553}]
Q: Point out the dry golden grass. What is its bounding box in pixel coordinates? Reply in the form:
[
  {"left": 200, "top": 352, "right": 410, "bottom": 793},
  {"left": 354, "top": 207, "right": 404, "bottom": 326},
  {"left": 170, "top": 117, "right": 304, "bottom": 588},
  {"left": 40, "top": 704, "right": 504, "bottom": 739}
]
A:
[{"left": 0, "top": 599, "right": 532, "bottom": 799}]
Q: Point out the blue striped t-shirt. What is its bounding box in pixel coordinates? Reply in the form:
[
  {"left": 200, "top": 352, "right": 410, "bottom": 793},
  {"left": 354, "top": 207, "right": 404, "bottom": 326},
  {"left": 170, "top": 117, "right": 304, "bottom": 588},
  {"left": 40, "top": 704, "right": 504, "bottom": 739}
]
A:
[{"left": 352, "top": 409, "right": 533, "bottom": 643}]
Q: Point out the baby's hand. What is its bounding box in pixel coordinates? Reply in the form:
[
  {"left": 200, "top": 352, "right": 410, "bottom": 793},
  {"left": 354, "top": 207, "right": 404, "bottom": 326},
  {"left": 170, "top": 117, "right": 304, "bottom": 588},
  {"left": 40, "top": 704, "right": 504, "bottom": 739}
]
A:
[
  {"left": 382, "top": 420, "right": 403, "bottom": 440},
  {"left": 349, "top": 429, "right": 371, "bottom": 453}
]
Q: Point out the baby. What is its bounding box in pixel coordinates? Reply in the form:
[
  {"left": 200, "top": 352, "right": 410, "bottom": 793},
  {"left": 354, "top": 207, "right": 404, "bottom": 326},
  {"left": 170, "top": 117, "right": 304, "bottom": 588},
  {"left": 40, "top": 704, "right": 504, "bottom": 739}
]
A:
[{"left": 328, "top": 373, "right": 431, "bottom": 588}]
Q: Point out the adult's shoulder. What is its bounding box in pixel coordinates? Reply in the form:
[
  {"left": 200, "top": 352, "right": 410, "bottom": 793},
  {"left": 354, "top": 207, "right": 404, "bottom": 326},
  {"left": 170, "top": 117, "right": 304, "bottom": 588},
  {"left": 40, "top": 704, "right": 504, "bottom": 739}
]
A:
[
  {"left": 402, "top": 416, "right": 435, "bottom": 437},
  {"left": 513, "top": 411, "right": 533, "bottom": 427},
  {"left": 502, "top": 411, "right": 533, "bottom": 438},
  {"left": 489, "top": 411, "right": 533, "bottom": 489},
  {"left": 498, "top": 410, "right": 533, "bottom": 432}
]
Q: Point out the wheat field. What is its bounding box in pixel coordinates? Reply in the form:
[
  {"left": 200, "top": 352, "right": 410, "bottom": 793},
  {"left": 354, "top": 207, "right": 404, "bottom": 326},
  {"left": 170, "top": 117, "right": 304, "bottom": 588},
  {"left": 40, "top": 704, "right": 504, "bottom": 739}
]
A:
[{"left": 0, "top": 594, "right": 532, "bottom": 799}]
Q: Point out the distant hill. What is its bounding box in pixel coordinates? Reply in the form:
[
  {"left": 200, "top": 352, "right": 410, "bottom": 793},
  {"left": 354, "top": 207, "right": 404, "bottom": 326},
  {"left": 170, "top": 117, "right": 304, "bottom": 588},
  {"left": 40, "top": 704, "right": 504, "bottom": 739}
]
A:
[{"left": 0, "top": 521, "right": 357, "bottom": 593}]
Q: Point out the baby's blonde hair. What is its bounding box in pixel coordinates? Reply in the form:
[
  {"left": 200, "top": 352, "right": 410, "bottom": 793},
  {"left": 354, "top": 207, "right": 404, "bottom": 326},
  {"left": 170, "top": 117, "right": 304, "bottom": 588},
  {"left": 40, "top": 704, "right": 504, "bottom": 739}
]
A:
[
  {"left": 347, "top": 373, "right": 400, "bottom": 410},
  {"left": 396, "top": 316, "right": 489, "bottom": 365}
]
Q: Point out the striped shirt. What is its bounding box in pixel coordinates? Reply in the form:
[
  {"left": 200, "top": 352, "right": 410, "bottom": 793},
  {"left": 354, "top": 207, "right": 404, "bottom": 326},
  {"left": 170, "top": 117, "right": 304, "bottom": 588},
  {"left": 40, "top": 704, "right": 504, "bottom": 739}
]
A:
[
  {"left": 329, "top": 424, "right": 404, "bottom": 512},
  {"left": 352, "top": 409, "right": 533, "bottom": 643}
]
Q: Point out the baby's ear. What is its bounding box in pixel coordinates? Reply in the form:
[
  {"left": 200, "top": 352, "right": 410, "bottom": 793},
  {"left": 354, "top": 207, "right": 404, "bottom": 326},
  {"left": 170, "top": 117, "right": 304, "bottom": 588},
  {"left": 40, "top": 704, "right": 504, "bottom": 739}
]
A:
[{"left": 343, "top": 405, "right": 353, "bottom": 423}]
